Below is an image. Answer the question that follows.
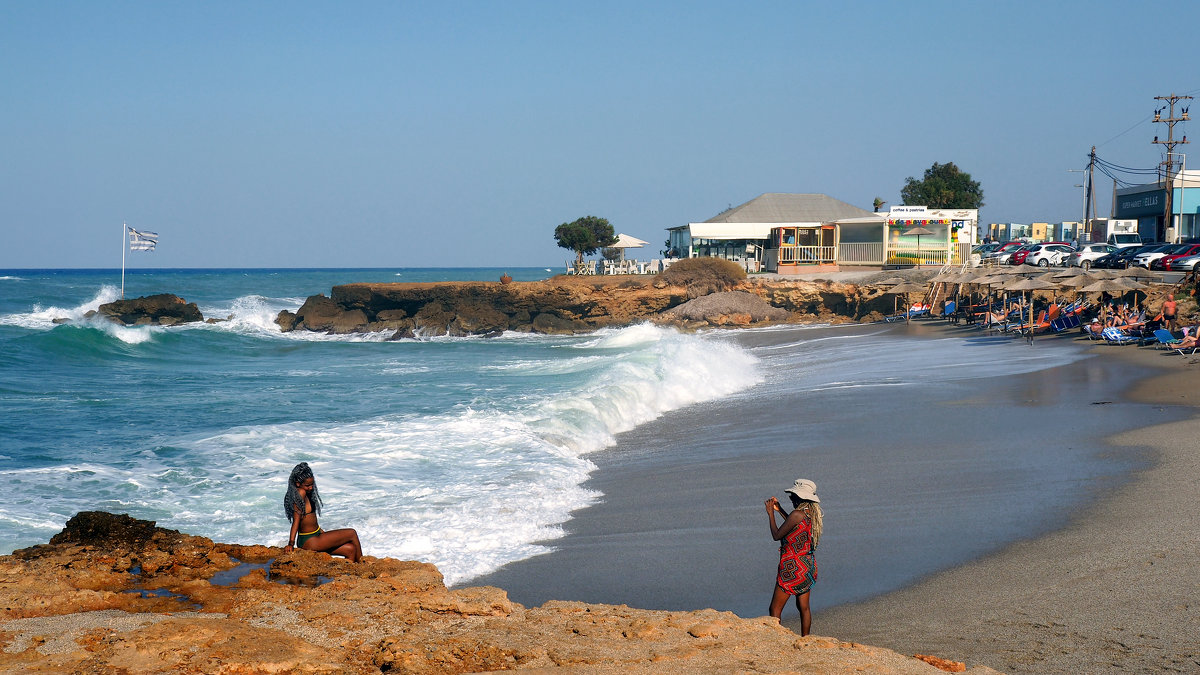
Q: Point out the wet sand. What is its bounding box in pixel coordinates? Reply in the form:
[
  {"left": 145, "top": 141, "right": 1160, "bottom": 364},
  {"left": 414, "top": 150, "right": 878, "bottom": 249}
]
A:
[
  {"left": 471, "top": 321, "right": 1193, "bottom": 661},
  {"left": 821, "top": 341, "right": 1200, "bottom": 672}
]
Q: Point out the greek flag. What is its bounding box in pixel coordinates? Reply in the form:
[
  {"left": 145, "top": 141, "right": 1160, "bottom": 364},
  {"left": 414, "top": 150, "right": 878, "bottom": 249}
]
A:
[{"left": 128, "top": 227, "right": 158, "bottom": 252}]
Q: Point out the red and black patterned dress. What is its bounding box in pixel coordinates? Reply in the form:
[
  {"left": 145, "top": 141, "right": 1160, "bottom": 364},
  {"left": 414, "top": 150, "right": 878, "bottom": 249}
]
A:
[{"left": 776, "top": 515, "right": 816, "bottom": 595}]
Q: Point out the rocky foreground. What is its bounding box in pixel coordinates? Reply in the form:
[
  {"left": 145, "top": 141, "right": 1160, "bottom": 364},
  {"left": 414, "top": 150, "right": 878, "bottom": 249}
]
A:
[
  {"left": 0, "top": 513, "right": 999, "bottom": 673},
  {"left": 275, "top": 274, "right": 904, "bottom": 337}
]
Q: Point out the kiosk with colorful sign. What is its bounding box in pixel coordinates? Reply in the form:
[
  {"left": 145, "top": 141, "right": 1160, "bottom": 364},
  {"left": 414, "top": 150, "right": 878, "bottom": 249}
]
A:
[{"left": 884, "top": 206, "right": 977, "bottom": 266}]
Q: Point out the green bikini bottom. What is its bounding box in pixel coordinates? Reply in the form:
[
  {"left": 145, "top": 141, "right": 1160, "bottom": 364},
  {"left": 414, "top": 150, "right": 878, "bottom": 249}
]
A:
[{"left": 296, "top": 527, "right": 322, "bottom": 547}]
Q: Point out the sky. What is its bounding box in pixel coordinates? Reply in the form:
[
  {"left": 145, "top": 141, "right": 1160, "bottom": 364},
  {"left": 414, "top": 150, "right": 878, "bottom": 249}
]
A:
[{"left": 4, "top": 1, "right": 1200, "bottom": 269}]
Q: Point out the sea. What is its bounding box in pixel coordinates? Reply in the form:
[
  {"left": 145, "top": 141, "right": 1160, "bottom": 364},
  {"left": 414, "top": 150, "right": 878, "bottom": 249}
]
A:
[{"left": 0, "top": 267, "right": 1158, "bottom": 614}]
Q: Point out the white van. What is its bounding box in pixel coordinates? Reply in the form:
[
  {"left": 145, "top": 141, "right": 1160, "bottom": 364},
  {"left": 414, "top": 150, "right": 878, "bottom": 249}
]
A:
[{"left": 1105, "top": 220, "right": 1141, "bottom": 248}]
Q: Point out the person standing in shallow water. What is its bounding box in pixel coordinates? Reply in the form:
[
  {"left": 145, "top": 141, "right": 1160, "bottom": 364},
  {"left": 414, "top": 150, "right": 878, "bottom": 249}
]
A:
[
  {"left": 765, "top": 478, "right": 822, "bottom": 635},
  {"left": 283, "top": 462, "right": 363, "bottom": 562}
]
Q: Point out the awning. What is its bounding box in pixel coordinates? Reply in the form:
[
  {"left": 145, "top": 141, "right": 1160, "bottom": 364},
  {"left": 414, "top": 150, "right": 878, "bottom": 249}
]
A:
[{"left": 687, "top": 222, "right": 822, "bottom": 240}]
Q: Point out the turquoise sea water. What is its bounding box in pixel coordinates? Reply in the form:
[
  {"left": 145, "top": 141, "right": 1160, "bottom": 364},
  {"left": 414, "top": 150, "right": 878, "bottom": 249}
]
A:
[
  {"left": 0, "top": 268, "right": 1153, "bottom": 611},
  {"left": 0, "top": 268, "right": 762, "bottom": 583}
]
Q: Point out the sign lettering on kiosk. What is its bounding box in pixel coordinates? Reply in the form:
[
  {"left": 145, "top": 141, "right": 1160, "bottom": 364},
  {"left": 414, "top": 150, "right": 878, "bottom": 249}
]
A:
[{"left": 890, "top": 206, "right": 929, "bottom": 218}]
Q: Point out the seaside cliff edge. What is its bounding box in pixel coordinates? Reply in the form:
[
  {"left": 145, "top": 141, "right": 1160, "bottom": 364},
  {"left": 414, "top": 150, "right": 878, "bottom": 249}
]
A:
[
  {"left": 273, "top": 274, "right": 905, "bottom": 337},
  {"left": 0, "top": 512, "right": 999, "bottom": 673}
]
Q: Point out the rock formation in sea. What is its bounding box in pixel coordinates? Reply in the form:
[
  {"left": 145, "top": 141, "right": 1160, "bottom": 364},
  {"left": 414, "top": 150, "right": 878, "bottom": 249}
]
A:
[
  {"left": 0, "top": 512, "right": 998, "bottom": 673},
  {"left": 274, "top": 275, "right": 909, "bottom": 337},
  {"left": 91, "top": 293, "right": 205, "bottom": 326}
]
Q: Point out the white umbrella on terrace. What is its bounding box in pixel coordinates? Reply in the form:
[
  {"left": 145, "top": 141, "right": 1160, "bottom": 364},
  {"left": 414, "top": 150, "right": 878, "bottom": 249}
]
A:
[{"left": 607, "top": 233, "right": 650, "bottom": 261}]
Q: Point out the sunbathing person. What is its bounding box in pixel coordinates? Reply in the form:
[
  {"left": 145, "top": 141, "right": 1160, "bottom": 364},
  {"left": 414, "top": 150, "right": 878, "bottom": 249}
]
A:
[{"left": 283, "top": 462, "right": 363, "bottom": 562}]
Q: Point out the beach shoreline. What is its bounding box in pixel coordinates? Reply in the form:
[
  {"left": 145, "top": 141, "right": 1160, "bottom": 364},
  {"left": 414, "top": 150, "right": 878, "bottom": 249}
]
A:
[
  {"left": 468, "top": 319, "right": 1200, "bottom": 672},
  {"left": 818, "top": 333, "right": 1200, "bottom": 672}
]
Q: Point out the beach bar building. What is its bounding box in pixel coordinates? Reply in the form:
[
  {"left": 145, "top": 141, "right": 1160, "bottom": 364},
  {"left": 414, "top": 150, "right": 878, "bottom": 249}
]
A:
[
  {"left": 667, "top": 193, "right": 877, "bottom": 273},
  {"left": 668, "top": 195, "right": 978, "bottom": 271}
]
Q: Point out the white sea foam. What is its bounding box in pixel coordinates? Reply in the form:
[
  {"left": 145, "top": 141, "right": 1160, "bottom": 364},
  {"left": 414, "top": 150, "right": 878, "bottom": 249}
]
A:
[
  {"left": 0, "top": 285, "right": 163, "bottom": 344},
  {"left": 0, "top": 285, "right": 121, "bottom": 329},
  {"left": 27, "top": 324, "right": 762, "bottom": 585}
]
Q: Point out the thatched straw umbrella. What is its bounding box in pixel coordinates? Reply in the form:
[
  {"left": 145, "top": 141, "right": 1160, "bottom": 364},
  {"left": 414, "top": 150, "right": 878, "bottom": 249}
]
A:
[
  {"left": 888, "top": 281, "right": 931, "bottom": 322},
  {"left": 1112, "top": 266, "right": 1157, "bottom": 281},
  {"left": 1081, "top": 277, "right": 1136, "bottom": 327},
  {"left": 1003, "top": 276, "right": 1061, "bottom": 342},
  {"left": 1053, "top": 266, "right": 1091, "bottom": 278}
]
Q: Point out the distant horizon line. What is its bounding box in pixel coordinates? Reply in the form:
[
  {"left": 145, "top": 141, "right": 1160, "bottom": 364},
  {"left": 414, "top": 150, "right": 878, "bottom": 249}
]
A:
[{"left": 0, "top": 265, "right": 560, "bottom": 272}]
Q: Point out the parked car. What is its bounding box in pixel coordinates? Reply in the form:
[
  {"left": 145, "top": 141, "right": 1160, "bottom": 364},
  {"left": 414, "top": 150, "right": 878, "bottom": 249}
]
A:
[
  {"left": 981, "top": 241, "right": 1025, "bottom": 266},
  {"left": 1093, "top": 244, "right": 1150, "bottom": 269},
  {"left": 1008, "top": 241, "right": 1036, "bottom": 263},
  {"left": 1067, "top": 243, "right": 1116, "bottom": 269},
  {"left": 1023, "top": 243, "right": 1075, "bottom": 267},
  {"left": 1131, "top": 243, "right": 1179, "bottom": 268},
  {"left": 969, "top": 242, "right": 1000, "bottom": 266},
  {"left": 1152, "top": 243, "right": 1200, "bottom": 270},
  {"left": 1167, "top": 251, "right": 1200, "bottom": 272}
]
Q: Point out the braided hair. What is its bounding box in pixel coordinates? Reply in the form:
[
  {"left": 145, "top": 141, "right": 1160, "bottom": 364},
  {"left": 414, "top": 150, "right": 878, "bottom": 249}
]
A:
[
  {"left": 283, "top": 462, "right": 322, "bottom": 522},
  {"left": 796, "top": 500, "right": 823, "bottom": 548}
]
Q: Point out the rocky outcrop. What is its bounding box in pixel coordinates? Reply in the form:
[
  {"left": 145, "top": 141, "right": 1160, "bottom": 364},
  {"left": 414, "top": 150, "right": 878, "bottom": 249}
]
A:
[
  {"left": 277, "top": 277, "right": 690, "bottom": 337},
  {"left": 0, "top": 512, "right": 1000, "bottom": 674},
  {"left": 662, "top": 290, "right": 789, "bottom": 326},
  {"left": 274, "top": 275, "right": 912, "bottom": 337},
  {"left": 94, "top": 294, "right": 204, "bottom": 326}
]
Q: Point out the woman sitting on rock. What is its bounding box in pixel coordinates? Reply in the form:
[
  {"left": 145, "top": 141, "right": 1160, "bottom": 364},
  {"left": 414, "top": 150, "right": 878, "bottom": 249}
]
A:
[{"left": 283, "top": 462, "right": 363, "bottom": 562}]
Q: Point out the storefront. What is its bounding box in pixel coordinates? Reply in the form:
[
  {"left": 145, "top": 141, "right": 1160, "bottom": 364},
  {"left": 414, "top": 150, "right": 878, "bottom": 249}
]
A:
[
  {"left": 768, "top": 224, "right": 838, "bottom": 270},
  {"left": 1113, "top": 186, "right": 1166, "bottom": 242},
  {"left": 884, "top": 207, "right": 978, "bottom": 266},
  {"left": 1113, "top": 171, "right": 1200, "bottom": 242}
]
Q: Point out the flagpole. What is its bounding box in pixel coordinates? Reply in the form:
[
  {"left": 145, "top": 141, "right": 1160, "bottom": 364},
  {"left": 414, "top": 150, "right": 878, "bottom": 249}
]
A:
[{"left": 121, "top": 222, "right": 127, "bottom": 299}]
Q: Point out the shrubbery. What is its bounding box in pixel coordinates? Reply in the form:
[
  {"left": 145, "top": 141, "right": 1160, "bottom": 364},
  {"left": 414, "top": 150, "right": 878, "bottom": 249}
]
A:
[{"left": 660, "top": 257, "right": 747, "bottom": 298}]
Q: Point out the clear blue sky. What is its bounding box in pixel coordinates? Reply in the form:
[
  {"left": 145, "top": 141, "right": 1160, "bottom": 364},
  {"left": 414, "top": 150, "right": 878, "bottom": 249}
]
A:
[{"left": 3, "top": 1, "right": 1199, "bottom": 268}]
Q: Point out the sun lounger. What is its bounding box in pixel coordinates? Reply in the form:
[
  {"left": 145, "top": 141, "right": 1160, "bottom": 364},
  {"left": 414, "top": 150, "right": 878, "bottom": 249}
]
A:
[
  {"left": 1101, "top": 327, "right": 1140, "bottom": 345},
  {"left": 1152, "top": 329, "right": 1181, "bottom": 350}
]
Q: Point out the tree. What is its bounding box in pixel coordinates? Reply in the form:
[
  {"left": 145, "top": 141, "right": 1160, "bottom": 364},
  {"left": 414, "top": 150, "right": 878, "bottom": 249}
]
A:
[
  {"left": 872, "top": 197, "right": 887, "bottom": 212},
  {"left": 899, "top": 162, "right": 984, "bottom": 210},
  {"left": 554, "top": 216, "right": 617, "bottom": 266}
]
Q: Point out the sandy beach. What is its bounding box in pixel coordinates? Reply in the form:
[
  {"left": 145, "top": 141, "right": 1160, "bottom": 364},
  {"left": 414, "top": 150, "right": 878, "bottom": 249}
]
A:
[
  {"left": 471, "top": 320, "right": 1200, "bottom": 672},
  {"left": 821, "top": 339, "right": 1200, "bottom": 672}
]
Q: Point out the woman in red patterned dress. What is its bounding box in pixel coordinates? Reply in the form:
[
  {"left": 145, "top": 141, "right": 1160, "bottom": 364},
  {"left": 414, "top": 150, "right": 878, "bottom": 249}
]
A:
[{"left": 765, "top": 478, "right": 823, "bottom": 634}]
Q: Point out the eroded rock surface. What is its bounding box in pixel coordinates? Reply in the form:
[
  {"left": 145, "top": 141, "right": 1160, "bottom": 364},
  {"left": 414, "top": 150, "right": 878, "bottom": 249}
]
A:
[
  {"left": 274, "top": 275, "right": 912, "bottom": 336},
  {"left": 95, "top": 294, "right": 204, "bottom": 326},
  {"left": 0, "top": 512, "right": 1002, "bottom": 673}
]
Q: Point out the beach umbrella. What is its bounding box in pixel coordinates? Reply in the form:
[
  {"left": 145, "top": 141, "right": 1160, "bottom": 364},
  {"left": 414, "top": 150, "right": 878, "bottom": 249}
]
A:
[
  {"left": 1112, "top": 266, "right": 1156, "bottom": 280},
  {"left": 607, "top": 233, "right": 649, "bottom": 261},
  {"left": 1081, "top": 278, "right": 1134, "bottom": 327},
  {"left": 1057, "top": 273, "right": 1099, "bottom": 307},
  {"left": 1053, "top": 266, "right": 1091, "bottom": 279},
  {"left": 887, "top": 281, "right": 929, "bottom": 322},
  {"left": 1003, "top": 277, "right": 1059, "bottom": 342},
  {"left": 1057, "top": 273, "right": 1098, "bottom": 289},
  {"left": 903, "top": 227, "right": 935, "bottom": 264},
  {"left": 1112, "top": 277, "right": 1150, "bottom": 308}
]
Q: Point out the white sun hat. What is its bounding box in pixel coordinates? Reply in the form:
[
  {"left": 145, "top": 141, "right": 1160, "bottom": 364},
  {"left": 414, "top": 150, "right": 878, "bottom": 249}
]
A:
[{"left": 784, "top": 478, "right": 819, "bottom": 503}]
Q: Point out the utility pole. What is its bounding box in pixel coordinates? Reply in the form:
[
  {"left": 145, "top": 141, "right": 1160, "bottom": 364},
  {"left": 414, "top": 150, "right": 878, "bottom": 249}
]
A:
[
  {"left": 1085, "top": 146, "right": 1097, "bottom": 242},
  {"left": 1153, "top": 94, "right": 1191, "bottom": 241}
]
